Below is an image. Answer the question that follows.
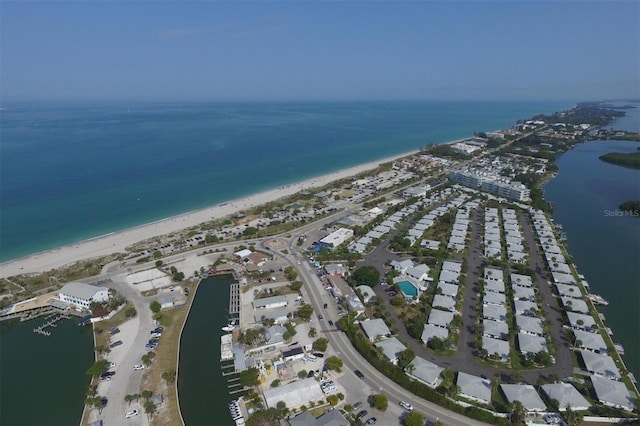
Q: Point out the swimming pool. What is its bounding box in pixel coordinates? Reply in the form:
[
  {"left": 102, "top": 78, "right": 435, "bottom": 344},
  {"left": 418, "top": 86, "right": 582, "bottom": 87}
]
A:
[{"left": 397, "top": 280, "right": 418, "bottom": 297}]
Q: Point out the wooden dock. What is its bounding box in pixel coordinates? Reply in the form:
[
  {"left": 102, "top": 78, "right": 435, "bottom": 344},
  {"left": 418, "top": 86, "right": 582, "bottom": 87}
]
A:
[{"left": 229, "top": 283, "right": 240, "bottom": 316}]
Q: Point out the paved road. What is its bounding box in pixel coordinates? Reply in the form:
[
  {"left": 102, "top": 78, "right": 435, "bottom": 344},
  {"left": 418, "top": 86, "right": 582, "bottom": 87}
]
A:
[{"left": 269, "top": 239, "right": 490, "bottom": 426}]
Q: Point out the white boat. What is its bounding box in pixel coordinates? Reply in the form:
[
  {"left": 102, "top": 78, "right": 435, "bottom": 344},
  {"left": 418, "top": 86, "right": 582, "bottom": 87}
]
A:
[{"left": 222, "top": 325, "right": 236, "bottom": 332}]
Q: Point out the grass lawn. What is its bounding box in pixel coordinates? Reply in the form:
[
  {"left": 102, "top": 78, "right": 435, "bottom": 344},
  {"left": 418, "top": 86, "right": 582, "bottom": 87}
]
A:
[{"left": 143, "top": 283, "right": 197, "bottom": 426}]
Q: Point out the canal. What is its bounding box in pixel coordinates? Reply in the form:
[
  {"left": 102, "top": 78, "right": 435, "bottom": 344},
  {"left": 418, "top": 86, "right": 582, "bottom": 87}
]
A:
[{"left": 178, "top": 275, "right": 237, "bottom": 426}]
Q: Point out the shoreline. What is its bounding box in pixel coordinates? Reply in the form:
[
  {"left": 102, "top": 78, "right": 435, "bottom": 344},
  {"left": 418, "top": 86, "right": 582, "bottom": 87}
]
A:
[{"left": 0, "top": 147, "right": 426, "bottom": 278}]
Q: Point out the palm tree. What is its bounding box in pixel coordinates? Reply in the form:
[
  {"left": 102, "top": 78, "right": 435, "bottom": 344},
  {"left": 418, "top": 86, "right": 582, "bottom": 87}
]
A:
[
  {"left": 508, "top": 400, "right": 526, "bottom": 425},
  {"left": 564, "top": 404, "right": 584, "bottom": 426}
]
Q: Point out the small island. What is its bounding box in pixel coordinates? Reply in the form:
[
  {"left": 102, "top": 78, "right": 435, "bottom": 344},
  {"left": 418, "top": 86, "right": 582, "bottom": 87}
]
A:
[
  {"left": 599, "top": 151, "right": 640, "bottom": 169},
  {"left": 619, "top": 200, "right": 640, "bottom": 217}
]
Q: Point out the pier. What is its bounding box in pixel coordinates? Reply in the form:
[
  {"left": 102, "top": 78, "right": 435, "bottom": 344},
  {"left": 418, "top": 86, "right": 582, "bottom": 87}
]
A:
[
  {"left": 33, "top": 314, "right": 70, "bottom": 336},
  {"left": 229, "top": 283, "right": 240, "bottom": 319}
]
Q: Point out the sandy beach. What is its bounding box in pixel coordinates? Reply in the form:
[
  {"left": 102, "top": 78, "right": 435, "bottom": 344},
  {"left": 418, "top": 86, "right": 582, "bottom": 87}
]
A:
[{"left": 0, "top": 149, "right": 421, "bottom": 278}]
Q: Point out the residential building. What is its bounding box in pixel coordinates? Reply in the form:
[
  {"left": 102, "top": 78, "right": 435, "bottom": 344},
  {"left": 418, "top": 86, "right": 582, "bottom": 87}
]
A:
[
  {"left": 360, "top": 319, "right": 391, "bottom": 342},
  {"left": 500, "top": 384, "right": 547, "bottom": 411},
  {"left": 457, "top": 372, "right": 491, "bottom": 405},
  {"left": 405, "top": 356, "right": 444, "bottom": 388}
]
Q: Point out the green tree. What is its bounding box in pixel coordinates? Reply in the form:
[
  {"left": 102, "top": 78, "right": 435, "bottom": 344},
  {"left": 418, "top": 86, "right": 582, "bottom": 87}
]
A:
[
  {"left": 371, "top": 393, "right": 388, "bottom": 411},
  {"left": 326, "top": 355, "right": 343, "bottom": 372},
  {"left": 284, "top": 266, "right": 298, "bottom": 281},
  {"left": 564, "top": 404, "right": 584, "bottom": 426},
  {"left": 155, "top": 260, "right": 163, "bottom": 267},
  {"left": 298, "top": 370, "right": 308, "bottom": 379},
  {"left": 150, "top": 301, "right": 161, "bottom": 313},
  {"left": 239, "top": 367, "right": 260, "bottom": 387},
  {"left": 125, "top": 306, "right": 137, "bottom": 317},
  {"left": 271, "top": 379, "right": 281, "bottom": 388},
  {"left": 428, "top": 337, "right": 445, "bottom": 351},
  {"left": 509, "top": 400, "right": 526, "bottom": 425},
  {"left": 172, "top": 272, "right": 185, "bottom": 281},
  {"left": 86, "top": 359, "right": 109, "bottom": 378},
  {"left": 290, "top": 280, "right": 303, "bottom": 291},
  {"left": 308, "top": 327, "right": 317, "bottom": 338},
  {"left": 141, "top": 390, "right": 153, "bottom": 400},
  {"left": 144, "top": 400, "right": 156, "bottom": 416},
  {"left": 298, "top": 304, "right": 313, "bottom": 320},
  {"left": 397, "top": 349, "right": 415, "bottom": 369},
  {"left": 390, "top": 295, "right": 405, "bottom": 306},
  {"left": 243, "top": 227, "right": 257, "bottom": 236},
  {"left": 313, "top": 337, "right": 329, "bottom": 352},
  {"left": 352, "top": 266, "right": 380, "bottom": 286},
  {"left": 326, "top": 394, "right": 339, "bottom": 406},
  {"left": 404, "top": 411, "right": 425, "bottom": 426},
  {"left": 162, "top": 370, "right": 176, "bottom": 384}
]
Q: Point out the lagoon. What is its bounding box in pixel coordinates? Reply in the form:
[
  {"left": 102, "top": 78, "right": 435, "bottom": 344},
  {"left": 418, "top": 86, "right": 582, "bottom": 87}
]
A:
[
  {"left": 0, "top": 318, "right": 94, "bottom": 426},
  {"left": 544, "top": 139, "right": 640, "bottom": 379}
]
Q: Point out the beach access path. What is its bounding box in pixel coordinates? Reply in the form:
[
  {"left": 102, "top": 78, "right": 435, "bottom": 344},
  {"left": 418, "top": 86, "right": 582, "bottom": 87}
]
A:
[{"left": 0, "top": 150, "right": 421, "bottom": 279}]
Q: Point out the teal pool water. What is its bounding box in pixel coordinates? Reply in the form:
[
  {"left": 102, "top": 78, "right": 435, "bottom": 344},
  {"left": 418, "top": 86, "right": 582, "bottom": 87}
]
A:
[{"left": 397, "top": 280, "right": 418, "bottom": 297}]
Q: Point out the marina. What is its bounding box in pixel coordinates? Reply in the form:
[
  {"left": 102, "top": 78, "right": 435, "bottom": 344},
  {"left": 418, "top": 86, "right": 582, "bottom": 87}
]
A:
[{"left": 33, "top": 313, "right": 70, "bottom": 337}]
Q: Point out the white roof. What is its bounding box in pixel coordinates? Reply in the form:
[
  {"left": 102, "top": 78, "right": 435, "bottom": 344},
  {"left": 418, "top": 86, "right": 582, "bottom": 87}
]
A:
[
  {"left": 483, "top": 291, "right": 506, "bottom": 306},
  {"left": 567, "top": 312, "right": 597, "bottom": 331},
  {"left": 356, "top": 285, "right": 375, "bottom": 303},
  {"left": 234, "top": 249, "right": 252, "bottom": 258},
  {"left": 500, "top": 384, "right": 547, "bottom": 411},
  {"left": 513, "top": 300, "right": 538, "bottom": 316},
  {"left": 555, "top": 283, "right": 581, "bottom": 298},
  {"left": 483, "top": 304, "right": 507, "bottom": 322},
  {"left": 421, "top": 324, "right": 449, "bottom": 343},
  {"left": 438, "top": 270, "right": 460, "bottom": 284},
  {"left": 510, "top": 273, "right": 533, "bottom": 287},
  {"left": 561, "top": 296, "right": 589, "bottom": 313},
  {"left": 457, "top": 372, "right": 491, "bottom": 404},
  {"left": 513, "top": 286, "right": 535, "bottom": 300},
  {"left": 541, "top": 383, "right": 591, "bottom": 411},
  {"left": 59, "top": 282, "right": 108, "bottom": 301},
  {"left": 442, "top": 261, "right": 462, "bottom": 273},
  {"left": 263, "top": 378, "right": 325, "bottom": 409},
  {"left": 484, "top": 280, "right": 505, "bottom": 293},
  {"left": 437, "top": 282, "right": 459, "bottom": 297},
  {"left": 406, "top": 356, "right": 444, "bottom": 386}
]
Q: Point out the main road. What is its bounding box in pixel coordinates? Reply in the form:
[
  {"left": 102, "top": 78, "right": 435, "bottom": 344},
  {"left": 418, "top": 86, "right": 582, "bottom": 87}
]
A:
[{"left": 260, "top": 235, "right": 490, "bottom": 426}]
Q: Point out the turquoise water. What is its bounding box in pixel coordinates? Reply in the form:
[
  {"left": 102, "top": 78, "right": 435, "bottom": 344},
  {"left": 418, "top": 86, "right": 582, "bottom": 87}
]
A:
[
  {"left": 397, "top": 280, "right": 418, "bottom": 297},
  {"left": 0, "top": 101, "right": 570, "bottom": 262},
  {"left": 178, "top": 275, "right": 235, "bottom": 426},
  {"left": 0, "top": 318, "right": 95, "bottom": 426},
  {"left": 544, "top": 138, "right": 640, "bottom": 379}
]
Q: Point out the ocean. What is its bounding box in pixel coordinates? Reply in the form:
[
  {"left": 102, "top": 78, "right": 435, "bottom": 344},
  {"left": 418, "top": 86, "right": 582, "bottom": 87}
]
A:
[{"left": 0, "top": 101, "right": 570, "bottom": 262}]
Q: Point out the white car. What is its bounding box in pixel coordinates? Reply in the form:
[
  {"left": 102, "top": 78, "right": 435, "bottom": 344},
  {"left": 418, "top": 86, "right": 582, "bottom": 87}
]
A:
[
  {"left": 399, "top": 401, "right": 414, "bottom": 411},
  {"left": 133, "top": 364, "right": 145, "bottom": 370},
  {"left": 109, "top": 362, "right": 116, "bottom": 368},
  {"left": 125, "top": 409, "right": 139, "bottom": 418}
]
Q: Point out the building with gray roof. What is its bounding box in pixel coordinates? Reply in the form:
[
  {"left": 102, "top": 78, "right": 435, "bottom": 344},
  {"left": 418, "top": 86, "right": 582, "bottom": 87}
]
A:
[
  {"left": 58, "top": 282, "right": 109, "bottom": 310},
  {"left": 540, "top": 383, "right": 591, "bottom": 411},
  {"left": 437, "top": 282, "right": 459, "bottom": 298},
  {"left": 442, "top": 261, "right": 462, "bottom": 273},
  {"left": 432, "top": 294, "right": 456, "bottom": 311},
  {"left": 500, "top": 384, "right": 547, "bottom": 411},
  {"left": 483, "top": 304, "right": 507, "bottom": 322},
  {"left": 356, "top": 285, "right": 375, "bottom": 303},
  {"left": 456, "top": 372, "right": 492, "bottom": 404},
  {"left": 483, "top": 291, "right": 506, "bottom": 306},
  {"left": 580, "top": 351, "right": 621, "bottom": 380},
  {"left": 513, "top": 286, "right": 535, "bottom": 301},
  {"left": 561, "top": 296, "right": 589, "bottom": 314},
  {"left": 573, "top": 329, "right": 607, "bottom": 354},
  {"left": 552, "top": 272, "right": 576, "bottom": 285},
  {"left": 375, "top": 337, "right": 407, "bottom": 365},
  {"left": 517, "top": 333, "right": 547, "bottom": 354},
  {"left": 484, "top": 280, "right": 505, "bottom": 294},
  {"left": 567, "top": 312, "right": 597, "bottom": 332},
  {"left": 483, "top": 336, "right": 510, "bottom": 361},
  {"left": 591, "top": 376, "right": 636, "bottom": 412},
  {"left": 360, "top": 318, "right": 391, "bottom": 342},
  {"left": 405, "top": 355, "right": 444, "bottom": 388},
  {"left": 421, "top": 323, "right": 449, "bottom": 344},
  {"left": 483, "top": 319, "right": 508, "bottom": 340},
  {"left": 515, "top": 315, "right": 543, "bottom": 336},
  {"left": 252, "top": 295, "right": 288, "bottom": 310},
  {"left": 555, "top": 283, "right": 581, "bottom": 299},
  {"left": 427, "top": 309, "right": 455, "bottom": 328},
  {"left": 514, "top": 300, "right": 538, "bottom": 316},
  {"left": 438, "top": 270, "right": 460, "bottom": 285}
]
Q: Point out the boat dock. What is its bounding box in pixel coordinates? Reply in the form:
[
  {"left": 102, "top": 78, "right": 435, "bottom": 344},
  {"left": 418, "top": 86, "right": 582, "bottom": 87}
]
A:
[
  {"left": 588, "top": 293, "right": 609, "bottom": 306},
  {"left": 33, "top": 314, "right": 70, "bottom": 336},
  {"left": 229, "top": 283, "right": 240, "bottom": 318}
]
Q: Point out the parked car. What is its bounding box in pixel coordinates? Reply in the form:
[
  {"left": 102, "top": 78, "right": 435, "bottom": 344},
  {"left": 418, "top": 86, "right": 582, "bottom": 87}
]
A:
[
  {"left": 365, "top": 418, "right": 377, "bottom": 425},
  {"left": 110, "top": 327, "right": 120, "bottom": 335},
  {"left": 323, "top": 303, "right": 328, "bottom": 309},
  {"left": 133, "top": 364, "right": 145, "bottom": 371},
  {"left": 313, "top": 352, "right": 324, "bottom": 358},
  {"left": 328, "top": 320, "right": 334, "bottom": 327},
  {"left": 318, "top": 314, "right": 324, "bottom": 321},
  {"left": 125, "top": 409, "right": 139, "bottom": 419},
  {"left": 356, "top": 410, "right": 368, "bottom": 420},
  {"left": 109, "top": 340, "right": 123, "bottom": 348},
  {"left": 352, "top": 401, "right": 362, "bottom": 410}
]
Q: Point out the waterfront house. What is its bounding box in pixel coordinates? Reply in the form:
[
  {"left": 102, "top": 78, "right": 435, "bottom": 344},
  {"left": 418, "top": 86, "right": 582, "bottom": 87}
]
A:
[
  {"left": 591, "top": 376, "right": 636, "bottom": 412},
  {"left": 580, "top": 351, "right": 621, "bottom": 380},
  {"left": 263, "top": 378, "right": 324, "bottom": 409},
  {"left": 567, "top": 312, "right": 597, "bottom": 332},
  {"left": 540, "top": 383, "right": 591, "bottom": 411},
  {"left": 573, "top": 329, "right": 607, "bottom": 354},
  {"left": 58, "top": 282, "right": 109, "bottom": 311}
]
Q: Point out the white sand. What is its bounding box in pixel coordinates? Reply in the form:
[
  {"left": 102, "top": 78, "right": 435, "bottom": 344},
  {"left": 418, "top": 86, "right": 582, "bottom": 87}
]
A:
[{"left": 0, "top": 150, "right": 419, "bottom": 278}]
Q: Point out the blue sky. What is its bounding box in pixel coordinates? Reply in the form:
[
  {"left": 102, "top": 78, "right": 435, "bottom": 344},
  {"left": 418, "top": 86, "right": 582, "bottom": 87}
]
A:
[{"left": 1, "top": 1, "right": 638, "bottom": 101}]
